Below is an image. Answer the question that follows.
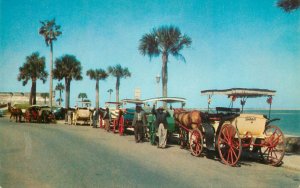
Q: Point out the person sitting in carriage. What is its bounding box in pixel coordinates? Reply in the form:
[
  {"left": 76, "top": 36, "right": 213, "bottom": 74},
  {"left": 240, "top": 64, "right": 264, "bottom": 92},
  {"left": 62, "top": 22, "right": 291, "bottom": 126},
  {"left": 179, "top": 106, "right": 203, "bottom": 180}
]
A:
[
  {"left": 132, "top": 104, "right": 147, "bottom": 143},
  {"left": 152, "top": 105, "right": 170, "bottom": 148}
]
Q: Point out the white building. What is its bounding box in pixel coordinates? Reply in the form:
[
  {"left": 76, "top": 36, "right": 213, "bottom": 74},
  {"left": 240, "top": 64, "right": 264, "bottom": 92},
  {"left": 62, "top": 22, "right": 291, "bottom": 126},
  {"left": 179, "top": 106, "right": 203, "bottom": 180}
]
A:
[{"left": 0, "top": 92, "right": 56, "bottom": 105}]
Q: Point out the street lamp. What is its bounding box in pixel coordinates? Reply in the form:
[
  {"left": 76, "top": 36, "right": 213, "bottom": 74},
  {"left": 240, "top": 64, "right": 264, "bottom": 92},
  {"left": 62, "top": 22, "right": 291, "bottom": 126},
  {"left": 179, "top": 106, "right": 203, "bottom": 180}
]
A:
[{"left": 156, "top": 74, "right": 160, "bottom": 97}]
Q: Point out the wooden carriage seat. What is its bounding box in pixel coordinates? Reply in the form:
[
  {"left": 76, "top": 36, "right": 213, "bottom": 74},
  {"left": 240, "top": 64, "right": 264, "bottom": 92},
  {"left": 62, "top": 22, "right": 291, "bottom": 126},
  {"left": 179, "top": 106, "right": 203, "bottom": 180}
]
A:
[{"left": 216, "top": 107, "right": 240, "bottom": 114}]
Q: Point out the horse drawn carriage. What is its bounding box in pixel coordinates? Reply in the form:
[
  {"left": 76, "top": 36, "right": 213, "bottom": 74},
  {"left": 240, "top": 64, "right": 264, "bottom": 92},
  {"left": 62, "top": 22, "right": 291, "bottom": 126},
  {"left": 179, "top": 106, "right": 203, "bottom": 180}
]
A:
[
  {"left": 180, "top": 88, "right": 285, "bottom": 166},
  {"left": 72, "top": 107, "right": 92, "bottom": 126},
  {"left": 145, "top": 97, "right": 186, "bottom": 145},
  {"left": 99, "top": 102, "right": 123, "bottom": 132},
  {"left": 117, "top": 99, "right": 146, "bottom": 135},
  {"left": 24, "top": 105, "right": 55, "bottom": 123},
  {"left": 71, "top": 101, "right": 92, "bottom": 126}
]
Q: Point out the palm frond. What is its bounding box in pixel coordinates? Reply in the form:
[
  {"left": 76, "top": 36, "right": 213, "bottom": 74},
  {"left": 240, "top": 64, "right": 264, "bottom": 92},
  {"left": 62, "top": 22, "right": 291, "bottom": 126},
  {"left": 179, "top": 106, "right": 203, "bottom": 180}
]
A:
[
  {"left": 17, "top": 52, "right": 48, "bottom": 85},
  {"left": 277, "top": 0, "right": 300, "bottom": 12},
  {"left": 138, "top": 33, "right": 160, "bottom": 59},
  {"left": 39, "top": 18, "right": 62, "bottom": 46},
  {"left": 53, "top": 54, "right": 82, "bottom": 81}
]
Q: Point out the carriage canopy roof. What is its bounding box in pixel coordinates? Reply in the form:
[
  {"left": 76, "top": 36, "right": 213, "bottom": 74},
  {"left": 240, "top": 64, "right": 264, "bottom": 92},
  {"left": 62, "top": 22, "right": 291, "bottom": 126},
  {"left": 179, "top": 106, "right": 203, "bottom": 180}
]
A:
[
  {"left": 105, "top": 101, "right": 123, "bottom": 105},
  {"left": 144, "top": 97, "right": 186, "bottom": 103},
  {"left": 121, "top": 99, "right": 145, "bottom": 104},
  {"left": 201, "top": 88, "right": 276, "bottom": 98}
]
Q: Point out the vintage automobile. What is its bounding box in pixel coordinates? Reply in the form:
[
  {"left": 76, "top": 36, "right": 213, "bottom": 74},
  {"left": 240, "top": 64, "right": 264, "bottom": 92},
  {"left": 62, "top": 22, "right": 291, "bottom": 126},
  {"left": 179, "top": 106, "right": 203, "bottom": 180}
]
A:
[
  {"left": 181, "top": 88, "right": 285, "bottom": 166},
  {"left": 145, "top": 97, "right": 186, "bottom": 145},
  {"left": 24, "top": 105, "right": 55, "bottom": 123}
]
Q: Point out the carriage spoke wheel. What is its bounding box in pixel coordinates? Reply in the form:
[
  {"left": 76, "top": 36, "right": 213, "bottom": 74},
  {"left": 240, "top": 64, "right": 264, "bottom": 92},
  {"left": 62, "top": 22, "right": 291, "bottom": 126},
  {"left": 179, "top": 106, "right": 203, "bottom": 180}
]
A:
[
  {"left": 189, "top": 129, "right": 203, "bottom": 157},
  {"left": 260, "top": 125, "right": 285, "bottom": 166},
  {"left": 118, "top": 116, "right": 124, "bottom": 136},
  {"left": 217, "top": 124, "right": 242, "bottom": 166}
]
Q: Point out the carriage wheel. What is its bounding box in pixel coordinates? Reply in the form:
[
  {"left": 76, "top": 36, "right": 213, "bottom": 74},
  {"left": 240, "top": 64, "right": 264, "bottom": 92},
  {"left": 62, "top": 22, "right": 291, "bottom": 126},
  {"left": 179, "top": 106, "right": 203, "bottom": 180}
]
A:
[
  {"left": 190, "top": 129, "right": 203, "bottom": 157},
  {"left": 217, "top": 124, "right": 242, "bottom": 166},
  {"left": 118, "top": 116, "right": 125, "bottom": 136},
  {"left": 260, "top": 125, "right": 285, "bottom": 166}
]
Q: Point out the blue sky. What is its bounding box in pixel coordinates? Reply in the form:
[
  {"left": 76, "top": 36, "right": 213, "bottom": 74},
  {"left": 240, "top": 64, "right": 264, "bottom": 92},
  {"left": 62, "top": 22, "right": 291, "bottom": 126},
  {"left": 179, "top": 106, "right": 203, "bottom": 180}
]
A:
[{"left": 0, "top": 0, "right": 299, "bottom": 109}]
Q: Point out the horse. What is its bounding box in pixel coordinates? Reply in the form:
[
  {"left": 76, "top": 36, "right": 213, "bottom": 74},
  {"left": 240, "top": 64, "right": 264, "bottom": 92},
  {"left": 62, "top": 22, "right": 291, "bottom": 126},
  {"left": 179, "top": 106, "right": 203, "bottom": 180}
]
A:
[
  {"left": 174, "top": 109, "right": 202, "bottom": 148},
  {"left": 7, "top": 103, "right": 23, "bottom": 122}
]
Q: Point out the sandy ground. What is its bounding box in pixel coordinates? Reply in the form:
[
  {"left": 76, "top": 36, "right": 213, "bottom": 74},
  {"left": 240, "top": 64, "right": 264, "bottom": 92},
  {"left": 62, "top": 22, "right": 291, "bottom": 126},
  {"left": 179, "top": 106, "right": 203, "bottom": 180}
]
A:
[{"left": 0, "top": 117, "right": 299, "bottom": 188}]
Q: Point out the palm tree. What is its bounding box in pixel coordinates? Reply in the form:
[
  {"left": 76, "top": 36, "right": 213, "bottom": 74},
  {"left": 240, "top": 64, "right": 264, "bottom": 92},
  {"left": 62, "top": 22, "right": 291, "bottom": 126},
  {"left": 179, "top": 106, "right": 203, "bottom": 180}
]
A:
[
  {"left": 139, "top": 25, "right": 192, "bottom": 107},
  {"left": 53, "top": 55, "right": 82, "bottom": 109},
  {"left": 55, "top": 82, "right": 64, "bottom": 106},
  {"left": 277, "top": 0, "right": 300, "bottom": 12},
  {"left": 56, "top": 98, "right": 63, "bottom": 104},
  {"left": 39, "top": 18, "right": 62, "bottom": 109},
  {"left": 78, "top": 93, "right": 88, "bottom": 107},
  {"left": 86, "top": 69, "right": 108, "bottom": 108},
  {"left": 41, "top": 93, "right": 49, "bottom": 104},
  {"left": 107, "top": 89, "right": 113, "bottom": 101},
  {"left": 107, "top": 64, "right": 131, "bottom": 108},
  {"left": 17, "top": 52, "right": 48, "bottom": 105}
]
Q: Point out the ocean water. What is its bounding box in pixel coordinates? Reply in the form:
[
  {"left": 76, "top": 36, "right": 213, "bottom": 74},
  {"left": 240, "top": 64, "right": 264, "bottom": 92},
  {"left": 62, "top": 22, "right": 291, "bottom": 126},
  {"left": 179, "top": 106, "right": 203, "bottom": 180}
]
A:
[{"left": 244, "top": 110, "right": 300, "bottom": 137}]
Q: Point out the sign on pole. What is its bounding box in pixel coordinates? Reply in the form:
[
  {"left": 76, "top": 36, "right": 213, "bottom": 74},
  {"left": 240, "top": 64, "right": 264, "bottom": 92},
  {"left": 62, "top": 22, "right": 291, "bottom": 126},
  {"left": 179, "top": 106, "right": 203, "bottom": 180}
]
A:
[{"left": 134, "top": 88, "right": 141, "bottom": 99}]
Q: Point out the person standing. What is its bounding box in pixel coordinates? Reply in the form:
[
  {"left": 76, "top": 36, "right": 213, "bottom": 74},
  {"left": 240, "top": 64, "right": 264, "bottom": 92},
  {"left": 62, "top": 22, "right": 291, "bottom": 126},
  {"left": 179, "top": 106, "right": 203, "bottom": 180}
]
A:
[
  {"left": 152, "top": 105, "right": 170, "bottom": 148},
  {"left": 92, "top": 108, "right": 99, "bottom": 128},
  {"left": 132, "top": 105, "right": 147, "bottom": 143},
  {"left": 168, "top": 105, "right": 174, "bottom": 117},
  {"left": 103, "top": 106, "right": 111, "bottom": 132}
]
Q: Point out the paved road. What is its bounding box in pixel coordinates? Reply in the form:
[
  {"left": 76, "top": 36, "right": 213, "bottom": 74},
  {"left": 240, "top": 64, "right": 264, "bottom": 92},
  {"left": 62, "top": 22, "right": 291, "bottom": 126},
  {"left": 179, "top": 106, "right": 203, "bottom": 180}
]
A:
[{"left": 0, "top": 118, "right": 299, "bottom": 188}]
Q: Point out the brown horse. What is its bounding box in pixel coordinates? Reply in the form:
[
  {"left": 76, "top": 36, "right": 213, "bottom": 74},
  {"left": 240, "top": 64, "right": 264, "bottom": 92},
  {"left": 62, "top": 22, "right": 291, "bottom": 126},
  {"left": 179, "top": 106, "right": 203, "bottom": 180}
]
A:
[
  {"left": 7, "top": 103, "right": 23, "bottom": 122},
  {"left": 174, "top": 109, "right": 202, "bottom": 148},
  {"left": 174, "top": 109, "right": 202, "bottom": 130}
]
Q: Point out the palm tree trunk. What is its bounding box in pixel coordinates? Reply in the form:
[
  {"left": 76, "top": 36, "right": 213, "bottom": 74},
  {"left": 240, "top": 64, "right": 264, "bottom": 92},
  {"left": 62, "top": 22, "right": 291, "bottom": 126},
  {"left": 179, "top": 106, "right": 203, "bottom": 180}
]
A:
[
  {"left": 116, "top": 77, "right": 120, "bottom": 109},
  {"left": 65, "top": 79, "right": 70, "bottom": 109},
  {"left": 96, "top": 79, "right": 99, "bottom": 109},
  {"left": 59, "top": 90, "right": 62, "bottom": 106},
  {"left": 31, "top": 78, "right": 37, "bottom": 105},
  {"left": 29, "top": 89, "right": 32, "bottom": 105},
  {"left": 49, "top": 42, "right": 53, "bottom": 109},
  {"left": 162, "top": 52, "right": 168, "bottom": 108}
]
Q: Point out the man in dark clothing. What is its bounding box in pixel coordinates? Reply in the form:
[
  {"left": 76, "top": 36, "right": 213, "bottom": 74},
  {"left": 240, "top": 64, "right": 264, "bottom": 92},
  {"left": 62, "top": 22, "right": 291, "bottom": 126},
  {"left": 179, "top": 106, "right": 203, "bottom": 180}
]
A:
[
  {"left": 103, "top": 106, "right": 111, "bottom": 132},
  {"left": 152, "top": 105, "right": 170, "bottom": 148},
  {"left": 92, "top": 108, "right": 99, "bottom": 128},
  {"left": 132, "top": 105, "right": 147, "bottom": 143}
]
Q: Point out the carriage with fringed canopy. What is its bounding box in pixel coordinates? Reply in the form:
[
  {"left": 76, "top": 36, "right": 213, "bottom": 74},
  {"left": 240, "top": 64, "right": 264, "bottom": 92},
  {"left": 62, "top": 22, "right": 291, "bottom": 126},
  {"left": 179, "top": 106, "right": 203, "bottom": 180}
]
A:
[
  {"left": 145, "top": 97, "right": 186, "bottom": 145},
  {"left": 191, "top": 88, "right": 285, "bottom": 166}
]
